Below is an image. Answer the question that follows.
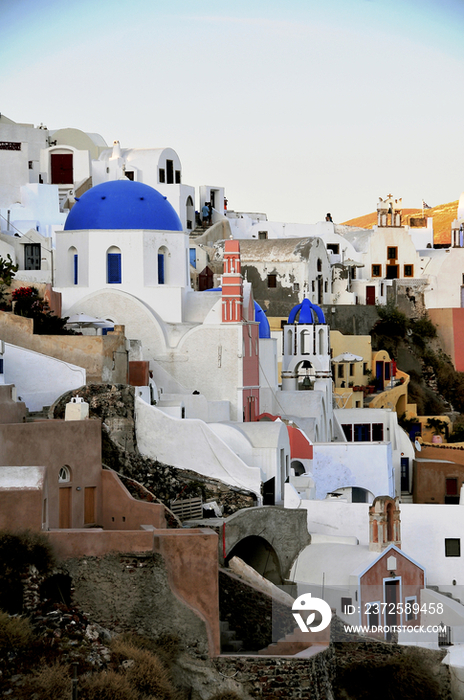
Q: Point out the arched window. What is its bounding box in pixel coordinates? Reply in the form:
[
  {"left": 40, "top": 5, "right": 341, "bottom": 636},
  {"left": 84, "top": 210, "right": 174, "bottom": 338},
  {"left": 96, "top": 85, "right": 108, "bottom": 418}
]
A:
[
  {"left": 158, "top": 246, "right": 169, "bottom": 285},
  {"left": 59, "top": 465, "right": 71, "bottom": 483},
  {"left": 301, "top": 329, "right": 311, "bottom": 355},
  {"left": 286, "top": 328, "right": 293, "bottom": 355},
  {"left": 318, "top": 328, "right": 325, "bottom": 355},
  {"left": 186, "top": 195, "right": 194, "bottom": 231},
  {"left": 386, "top": 502, "right": 394, "bottom": 541},
  {"left": 107, "top": 246, "right": 122, "bottom": 284},
  {"left": 68, "top": 246, "right": 78, "bottom": 285}
]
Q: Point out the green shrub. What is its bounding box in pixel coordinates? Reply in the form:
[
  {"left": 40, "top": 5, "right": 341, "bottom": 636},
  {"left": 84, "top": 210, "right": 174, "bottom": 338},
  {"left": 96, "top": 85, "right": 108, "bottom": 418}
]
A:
[{"left": 0, "top": 611, "right": 33, "bottom": 655}]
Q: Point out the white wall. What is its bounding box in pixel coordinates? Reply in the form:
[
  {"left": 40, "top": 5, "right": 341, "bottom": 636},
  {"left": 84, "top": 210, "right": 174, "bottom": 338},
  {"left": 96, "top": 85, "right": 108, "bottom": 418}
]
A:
[
  {"left": 3, "top": 342, "right": 86, "bottom": 411},
  {"left": 135, "top": 398, "right": 261, "bottom": 497},
  {"left": 312, "top": 442, "right": 394, "bottom": 499}
]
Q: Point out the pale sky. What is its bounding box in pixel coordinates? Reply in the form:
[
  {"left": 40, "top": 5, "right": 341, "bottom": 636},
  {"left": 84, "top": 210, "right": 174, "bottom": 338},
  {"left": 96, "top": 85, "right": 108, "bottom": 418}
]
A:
[{"left": 2, "top": 0, "right": 464, "bottom": 224}]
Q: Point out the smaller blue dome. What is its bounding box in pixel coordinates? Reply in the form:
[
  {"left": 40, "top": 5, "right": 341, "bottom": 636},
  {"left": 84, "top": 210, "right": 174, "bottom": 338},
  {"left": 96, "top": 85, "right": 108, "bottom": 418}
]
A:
[
  {"left": 288, "top": 298, "right": 325, "bottom": 324},
  {"left": 254, "top": 301, "right": 270, "bottom": 338},
  {"left": 64, "top": 180, "right": 182, "bottom": 231}
]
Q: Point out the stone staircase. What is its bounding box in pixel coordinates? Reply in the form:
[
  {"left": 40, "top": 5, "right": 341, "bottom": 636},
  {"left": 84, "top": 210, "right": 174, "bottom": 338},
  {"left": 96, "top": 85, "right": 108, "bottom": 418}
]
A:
[
  {"left": 427, "top": 585, "right": 463, "bottom": 606},
  {"left": 220, "top": 620, "right": 243, "bottom": 653},
  {"left": 189, "top": 222, "right": 214, "bottom": 239},
  {"left": 258, "top": 622, "right": 330, "bottom": 656}
]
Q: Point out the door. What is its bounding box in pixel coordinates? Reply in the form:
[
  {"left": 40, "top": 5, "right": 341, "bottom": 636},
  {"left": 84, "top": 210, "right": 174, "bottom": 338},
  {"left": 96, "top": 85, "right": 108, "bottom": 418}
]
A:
[
  {"left": 84, "top": 487, "right": 96, "bottom": 524},
  {"left": 51, "top": 153, "right": 73, "bottom": 184},
  {"left": 59, "top": 487, "right": 72, "bottom": 528},
  {"left": 366, "top": 286, "right": 375, "bottom": 305},
  {"left": 400, "top": 458, "right": 409, "bottom": 492},
  {"left": 385, "top": 580, "right": 400, "bottom": 640}
]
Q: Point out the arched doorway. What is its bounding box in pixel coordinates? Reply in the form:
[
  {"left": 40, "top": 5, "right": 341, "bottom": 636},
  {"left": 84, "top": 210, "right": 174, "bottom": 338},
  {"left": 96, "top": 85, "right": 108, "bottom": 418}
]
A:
[{"left": 226, "top": 535, "right": 282, "bottom": 584}]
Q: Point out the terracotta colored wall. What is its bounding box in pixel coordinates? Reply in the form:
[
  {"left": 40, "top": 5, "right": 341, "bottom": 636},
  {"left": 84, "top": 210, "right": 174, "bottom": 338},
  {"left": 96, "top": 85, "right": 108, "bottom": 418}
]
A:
[
  {"left": 0, "top": 489, "right": 44, "bottom": 530},
  {"left": 128, "top": 361, "right": 149, "bottom": 387},
  {"left": 0, "top": 419, "right": 103, "bottom": 529},
  {"left": 287, "top": 425, "right": 313, "bottom": 459},
  {"left": 360, "top": 550, "right": 424, "bottom": 629},
  {"left": 453, "top": 308, "right": 464, "bottom": 372},
  {"left": 47, "top": 529, "right": 155, "bottom": 559},
  {"left": 44, "top": 284, "right": 62, "bottom": 318},
  {"left": 101, "top": 470, "right": 166, "bottom": 530},
  {"left": 0, "top": 312, "right": 128, "bottom": 383},
  {"left": 153, "top": 528, "right": 220, "bottom": 656},
  {"left": 414, "top": 447, "right": 464, "bottom": 503}
]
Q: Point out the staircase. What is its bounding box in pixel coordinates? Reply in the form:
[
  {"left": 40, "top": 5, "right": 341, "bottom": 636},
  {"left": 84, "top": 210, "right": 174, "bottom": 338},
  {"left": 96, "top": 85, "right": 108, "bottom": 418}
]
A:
[
  {"left": 258, "top": 623, "right": 330, "bottom": 656},
  {"left": 190, "top": 222, "right": 214, "bottom": 239},
  {"left": 427, "top": 585, "right": 463, "bottom": 605},
  {"left": 220, "top": 620, "right": 243, "bottom": 653}
]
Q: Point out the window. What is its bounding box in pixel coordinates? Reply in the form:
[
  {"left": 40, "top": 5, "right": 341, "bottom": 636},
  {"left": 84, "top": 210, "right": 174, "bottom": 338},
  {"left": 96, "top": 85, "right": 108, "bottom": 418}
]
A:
[
  {"left": 445, "top": 538, "right": 461, "bottom": 557},
  {"left": 445, "top": 478, "right": 459, "bottom": 504},
  {"left": 107, "top": 251, "right": 122, "bottom": 284},
  {"left": 125, "top": 171, "right": 134, "bottom": 181},
  {"left": 166, "top": 159, "right": 174, "bottom": 184},
  {"left": 404, "top": 264, "right": 414, "bottom": 277},
  {"left": 337, "top": 364, "right": 344, "bottom": 378},
  {"left": 59, "top": 466, "right": 71, "bottom": 483},
  {"left": 267, "top": 274, "right": 277, "bottom": 288},
  {"left": 387, "top": 247, "right": 398, "bottom": 260},
  {"left": 372, "top": 423, "right": 384, "bottom": 441},
  {"left": 405, "top": 597, "right": 417, "bottom": 621},
  {"left": 367, "top": 602, "right": 380, "bottom": 629},
  {"left": 317, "top": 259, "right": 322, "bottom": 272},
  {"left": 372, "top": 264, "right": 381, "bottom": 277},
  {"left": 312, "top": 281, "right": 315, "bottom": 292},
  {"left": 159, "top": 168, "right": 165, "bottom": 183},
  {"left": 175, "top": 170, "right": 181, "bottom": 184},
  {"left": 24, "top": 244, "right": 41, "bottom": 270},
  {"left": 158, "top": 254, "right": 165, "bottom": 284},
  {"left": 341, "top": 597, "right": 352, "bottom": 612},
  {"left": 189, "top": 248, "right": 196, "bottom": 269},
  {"left": 342, "top": 424, "right": 352, "bottom": 441},
  {"left": 258, "top": 231, "right": 268, "bottom": 240},
  {"left": 73, "top": 254, "right": 78, "bottom": 285},
  {"left": 354, "top": 423, "right": 371, "bottom": 441},
  {"left": 293, "top": 282, "right": 300, "bottom": 292},
  {"left": 28, "top": 160, "right": 33, "bottom": 170},
  {"left": 327, "top": 243, "right": 339, "bottom": 255},
  {"left": 363, "top": 362, "right": 368, "bottom": 375}
]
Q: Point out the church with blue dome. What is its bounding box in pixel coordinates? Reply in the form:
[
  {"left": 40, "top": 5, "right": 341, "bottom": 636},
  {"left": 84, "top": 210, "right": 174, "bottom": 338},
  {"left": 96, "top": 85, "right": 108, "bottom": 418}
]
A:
[{"left": 64, "top": 180, "right": 183, "bottom": 232}]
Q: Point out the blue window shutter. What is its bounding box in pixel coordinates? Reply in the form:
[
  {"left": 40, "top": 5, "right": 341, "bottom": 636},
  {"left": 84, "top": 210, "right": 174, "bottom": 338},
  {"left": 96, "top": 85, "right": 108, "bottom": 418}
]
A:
[
  {"left": 158, "top": 253, "right": 165, "bottom": 284},
  {"left": 73, "top": 254, "right": 78, "bottom": 285},
  {"left": 107, "top": 253, "right": 121, "bottom": 284},
  {"left": 189, "top": 248, "right": 196, "bottom": 269}
]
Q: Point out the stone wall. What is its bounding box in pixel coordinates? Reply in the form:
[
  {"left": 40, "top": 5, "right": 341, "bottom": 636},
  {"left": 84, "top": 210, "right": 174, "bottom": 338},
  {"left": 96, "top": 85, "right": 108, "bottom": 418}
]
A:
[
  {"left": 63, "top": 551, "right": 210, "bottom": 656},
  {"left": 219, "top": 569, "right": 295, "bottom": 651},
  {"left": 213, "top": 649, "right": 336, "bottom": 700},
  {"left": 320, "top": 304, "right": 380, "bottom": 336}
]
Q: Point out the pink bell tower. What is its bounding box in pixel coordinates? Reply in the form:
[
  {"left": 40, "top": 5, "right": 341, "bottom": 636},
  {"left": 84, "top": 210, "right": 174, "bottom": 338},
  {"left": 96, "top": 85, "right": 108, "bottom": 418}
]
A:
[{"left": 222, "top": 240, "right": 243, "bottom": 323}]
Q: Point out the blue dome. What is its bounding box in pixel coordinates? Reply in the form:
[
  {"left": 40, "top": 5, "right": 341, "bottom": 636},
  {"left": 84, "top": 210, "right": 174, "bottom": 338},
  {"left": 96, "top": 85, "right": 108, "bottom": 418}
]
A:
[
  {"left": 64, "top": 180, "right": 183, "bottom": 231},
  {"left": 254, "top": 301, "right": 270, "bottom": 338},
  {"left": 288, "top": 298, "right": 325, "bottom": 324}
]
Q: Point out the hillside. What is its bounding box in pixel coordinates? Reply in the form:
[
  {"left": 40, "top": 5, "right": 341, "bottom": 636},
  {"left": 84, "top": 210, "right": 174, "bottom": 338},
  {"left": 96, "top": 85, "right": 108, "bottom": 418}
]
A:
[{"left": 342, "top": 200, "right": 459, "bottom": 246}]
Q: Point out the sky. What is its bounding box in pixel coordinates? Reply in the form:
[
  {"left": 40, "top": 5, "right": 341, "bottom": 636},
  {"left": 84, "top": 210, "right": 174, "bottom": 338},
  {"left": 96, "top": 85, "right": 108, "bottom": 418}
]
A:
[{"left": 2, "top": 0, "right": 464, "bottom": 224}]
